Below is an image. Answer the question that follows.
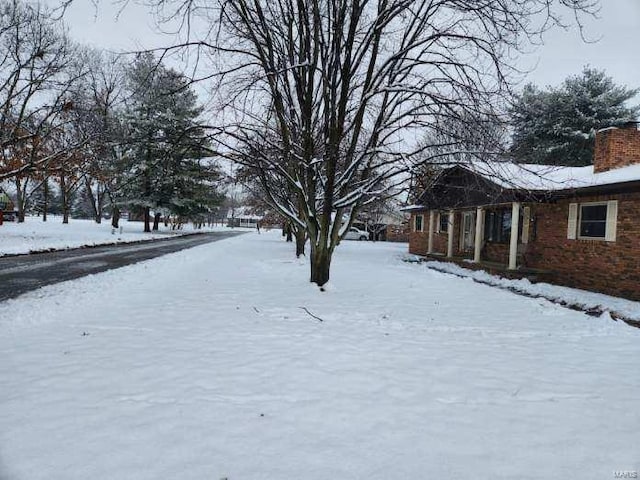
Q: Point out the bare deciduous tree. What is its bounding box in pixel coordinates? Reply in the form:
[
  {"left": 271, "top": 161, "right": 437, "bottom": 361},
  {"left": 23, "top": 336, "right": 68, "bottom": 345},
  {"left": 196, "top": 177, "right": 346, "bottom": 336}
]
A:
[
  {"left": 70, "top": 48, "right": 128, "bottom": 224},
  {"left": 0, "top": 0, "right": 79, "bottom": 189},
  {"left": 139, "top": 0, "right": 597, "bottom": 286}
]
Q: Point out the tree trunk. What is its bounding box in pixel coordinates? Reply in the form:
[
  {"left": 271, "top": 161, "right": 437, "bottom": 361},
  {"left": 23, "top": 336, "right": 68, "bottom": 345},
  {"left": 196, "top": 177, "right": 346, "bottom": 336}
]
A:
[
  {"left": 152, "top": 212, "right": 161, "bottom": 231},
  {"left": 295, "top": 229, "right": 306, "bottom": 257},
  {"left": 14, "top": 178, "right": 25, "bottom": 223},
  {"left": 111, "top": 206, "right": 120, "bottom": 229},
  {"left": 60, "top": 174, "right": 69, "bottom": 224},
  {"left": 95, "top": 185, "right": 106, "bottom": 224},
  {"left": 85, "top": 178, "right": 100, "bottom": 223},
  {"left": 62, "top": 189, "right": 69, "bottom": 223},
  {"left": 42, "top": 178, "right": 48, "bottom": 222},
  {"left": 143, "top": 164, "right": 151, "bottom": 232},
  {"left": 310, "top": 245, "right": 331, "bottom": 287},
  {"left": 143, "top": 207, "right": 151, "bottom": 232},
  {"left": 285, "top": 223, "right": 293, "bottom": 242}
]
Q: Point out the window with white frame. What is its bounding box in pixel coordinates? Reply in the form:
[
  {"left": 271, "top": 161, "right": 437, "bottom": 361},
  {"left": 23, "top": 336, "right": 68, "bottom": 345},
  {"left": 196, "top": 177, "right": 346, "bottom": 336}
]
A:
[
  {"left": 567, "top": 200, "right": 618, "bottom": 241},
  {"left": 414, "top": 214, "right": 423, "bottom": 232}
]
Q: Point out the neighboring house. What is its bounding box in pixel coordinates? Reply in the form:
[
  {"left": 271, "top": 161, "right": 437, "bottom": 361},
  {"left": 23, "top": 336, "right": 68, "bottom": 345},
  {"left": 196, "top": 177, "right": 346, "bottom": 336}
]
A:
[
  {"left": 0, "top": 189, "right": 17, "bottom": 223},
  {"left": 377, "top": 211, "right": 410, "bottom": 242},
  {"left": 357, "top": 199, "right": 410, "bottom": 242},
  {"left": 227, "top": 206, "right": 263, "bottom": 228},
  {"left": 0, "top": 190, "right": 13, "bottom": 210},
  {"left": 405, "top": 123, "right": 640, "bottom": 301},
  {"left": 386, "top": 222, "right": 410, "bottom": 243},
  {"left": 353, "top": 212, "right": 409, "bottom": 242}
]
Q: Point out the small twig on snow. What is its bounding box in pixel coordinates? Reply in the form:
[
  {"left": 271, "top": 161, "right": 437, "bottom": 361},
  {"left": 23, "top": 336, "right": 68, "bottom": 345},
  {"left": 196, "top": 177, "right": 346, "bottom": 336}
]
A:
[{"left": 299, "top": 306, "right": 324, "bottom": 322}]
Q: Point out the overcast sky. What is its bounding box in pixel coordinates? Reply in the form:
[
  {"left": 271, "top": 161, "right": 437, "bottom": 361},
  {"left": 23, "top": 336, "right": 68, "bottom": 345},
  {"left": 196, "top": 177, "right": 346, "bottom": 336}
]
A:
[{"left": 58, "top": 0, "right": 640, "bottom": 96}]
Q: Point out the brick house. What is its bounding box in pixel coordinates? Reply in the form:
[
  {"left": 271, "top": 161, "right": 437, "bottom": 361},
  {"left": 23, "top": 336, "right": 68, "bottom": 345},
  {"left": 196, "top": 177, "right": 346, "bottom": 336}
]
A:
[{"left": 406, "top": 123, "right": 640, "bottom": 300}]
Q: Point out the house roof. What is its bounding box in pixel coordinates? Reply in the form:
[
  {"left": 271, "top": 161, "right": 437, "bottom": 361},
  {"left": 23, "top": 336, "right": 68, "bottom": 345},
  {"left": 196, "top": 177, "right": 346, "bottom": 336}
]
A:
[
  {"left": 226, "top": 206, "right": 263, "bottom": 220},
  {"left": 402, "top": 159, "right": 640, "bottom": 212},
  {"left": 463, "top": 160, "right": 640, "bottom": 192}
]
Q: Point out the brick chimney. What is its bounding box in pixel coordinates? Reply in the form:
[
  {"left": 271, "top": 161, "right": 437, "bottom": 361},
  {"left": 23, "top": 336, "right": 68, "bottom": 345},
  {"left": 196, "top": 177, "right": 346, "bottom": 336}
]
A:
[{"left": 594, "top": 122, "right": 640, "bottom": 173}]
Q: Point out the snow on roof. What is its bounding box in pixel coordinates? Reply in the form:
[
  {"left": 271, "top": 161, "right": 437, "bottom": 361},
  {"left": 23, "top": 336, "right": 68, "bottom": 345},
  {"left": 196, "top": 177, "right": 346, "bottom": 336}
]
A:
[
  {"left": 226, "top": 206, "right": 263, "bottom": 220},
  {"left": 401, "top": 204, "right": 427, "bottom": 212},
  {"left": 461, "top": 160, "right": 640, "bottom": 191}
]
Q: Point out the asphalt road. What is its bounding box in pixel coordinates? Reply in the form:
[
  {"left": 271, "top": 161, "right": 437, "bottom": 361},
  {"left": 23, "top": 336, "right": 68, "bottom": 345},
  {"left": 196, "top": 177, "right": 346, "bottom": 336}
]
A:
[{"left": 0, "top": 231, "right": 243, "bottom": 302}]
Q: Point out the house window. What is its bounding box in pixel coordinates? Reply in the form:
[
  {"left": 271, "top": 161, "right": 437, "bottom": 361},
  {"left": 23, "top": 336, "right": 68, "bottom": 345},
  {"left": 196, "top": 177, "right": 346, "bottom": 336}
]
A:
[
  {"left": 579, "top": 204, "right": 607, "bottom": 238},
  {"left": 484, "top": 208, "right": 512, "bottom": 243},
  {"left": 414, "top": 214, "right": 423, "bottom": 232},
  {"left": 568, "top": 200, "right": 617, "bottom": 241},
  {"left": 438, "top": 212, "right": 448, "bottom": 233}
]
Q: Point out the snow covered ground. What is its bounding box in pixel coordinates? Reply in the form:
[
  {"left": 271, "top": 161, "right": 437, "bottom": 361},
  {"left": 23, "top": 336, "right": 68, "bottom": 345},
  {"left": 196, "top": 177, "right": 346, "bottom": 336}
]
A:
[
  {"left": 1, "top": 232, "right": 639, "bottom": 479},
  {"left": 0, "top": 216, "right": 235, "bottom": 256},
  {"left": 412, "top": 257, "right": 640, "bottom": 323}
]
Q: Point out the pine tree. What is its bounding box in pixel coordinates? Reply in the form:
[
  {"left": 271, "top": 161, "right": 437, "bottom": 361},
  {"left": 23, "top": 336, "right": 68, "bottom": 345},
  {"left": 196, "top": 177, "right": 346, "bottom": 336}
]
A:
[
  {"left": 123, "top": 53, "right": 220, "bottom": 231},
  {"left": 510, "top": 67, "right": 639, "bottom": 166}
]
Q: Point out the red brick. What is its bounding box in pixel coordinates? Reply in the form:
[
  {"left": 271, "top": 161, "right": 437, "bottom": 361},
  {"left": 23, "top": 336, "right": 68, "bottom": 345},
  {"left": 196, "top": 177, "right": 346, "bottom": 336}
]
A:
[{"left": 594, "top": 126, "right": 640, "bottom": 172}]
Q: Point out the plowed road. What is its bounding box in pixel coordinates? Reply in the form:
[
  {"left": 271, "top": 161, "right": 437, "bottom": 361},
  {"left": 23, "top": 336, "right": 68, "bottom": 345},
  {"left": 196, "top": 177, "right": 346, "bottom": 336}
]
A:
[{"left": 0, "top": 231, "right": 243, "bottom": 302}]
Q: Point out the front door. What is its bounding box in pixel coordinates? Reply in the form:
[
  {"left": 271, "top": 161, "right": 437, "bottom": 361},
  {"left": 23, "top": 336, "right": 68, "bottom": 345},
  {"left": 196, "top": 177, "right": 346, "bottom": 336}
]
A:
[{"left": 460, "top": 211, "right": 475, "bottom": 252}]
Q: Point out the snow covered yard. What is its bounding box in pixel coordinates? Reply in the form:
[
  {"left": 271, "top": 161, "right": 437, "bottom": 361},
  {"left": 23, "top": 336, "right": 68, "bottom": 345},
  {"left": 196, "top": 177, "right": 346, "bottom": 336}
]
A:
[
  {"left": 0, "top": 216, "right": 234, "bottom": 256},
  {"left": 1, "top": 231, "right": 639, "bottom": 480}
]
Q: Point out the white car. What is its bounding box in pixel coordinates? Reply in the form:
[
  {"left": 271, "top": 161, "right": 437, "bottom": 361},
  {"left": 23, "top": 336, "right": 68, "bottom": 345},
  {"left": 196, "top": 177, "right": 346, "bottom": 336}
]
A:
[{"left": 343, "top": 227, "right": 369, "bottom": 241}]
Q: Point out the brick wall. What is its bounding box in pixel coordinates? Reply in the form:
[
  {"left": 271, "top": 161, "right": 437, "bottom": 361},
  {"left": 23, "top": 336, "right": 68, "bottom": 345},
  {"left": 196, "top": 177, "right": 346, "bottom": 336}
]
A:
[
  {"left": 525, "top": 193, "right": 640, "bottom": 300},
  {"left": 594, "top": 125, "right": 640, "bottom": 173},
  {"left": 483, "top": 243, "right": 510, "bottom": 264},
  {"left": 408, "top": 213, "right": 428, "bottom": 255},
  {"left": 408, "top": 211, "right": 450, "bottom": 255},
  {"left": 408, "top": 211, "right": 470, "bottom": 258},
  {"left": 386, "top": 224, "right": 409, "bottom": 242},
  {"left": 433, "top": 232, "right": 448, "bottom": 255}
]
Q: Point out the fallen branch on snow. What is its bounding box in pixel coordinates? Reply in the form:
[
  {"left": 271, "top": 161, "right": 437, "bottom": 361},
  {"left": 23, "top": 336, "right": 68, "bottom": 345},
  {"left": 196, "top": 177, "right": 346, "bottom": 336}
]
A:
[{"left": 299, "top": 306, "right": 324, "bottom": 322}]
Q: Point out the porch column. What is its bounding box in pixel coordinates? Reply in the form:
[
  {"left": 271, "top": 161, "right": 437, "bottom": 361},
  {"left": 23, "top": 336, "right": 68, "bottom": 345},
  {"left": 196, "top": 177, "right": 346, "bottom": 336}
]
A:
[
  {"left": 446, "top": 210, "right": 455, "bottom": 258},
  {"left": 427, "top": 210, "right": 435, "bottom": 254},
  {"left": 474, "top": 207, "right": 484, "bottom": 263},
  {"left": 508, "top": 202, "right": 521, "bottom": 270}
]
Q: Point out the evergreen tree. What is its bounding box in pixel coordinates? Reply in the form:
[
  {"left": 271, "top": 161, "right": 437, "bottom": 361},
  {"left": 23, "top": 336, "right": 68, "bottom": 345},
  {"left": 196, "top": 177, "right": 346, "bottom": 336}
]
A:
[
  {"left": 510, "top": 67, "right": 639, "bottom": 166},
  {"left": 123, "top": 53, "right": 220, "bottom": 231}
]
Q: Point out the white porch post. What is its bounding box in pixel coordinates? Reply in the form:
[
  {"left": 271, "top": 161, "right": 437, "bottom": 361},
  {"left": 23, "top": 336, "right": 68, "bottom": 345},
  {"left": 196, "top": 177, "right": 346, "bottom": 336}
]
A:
[
  {"left": 427, "top": 210, "right": 435, "bottom": 254},
  {"left": 447, "top": 210, "right": 455, "bottom": 258},
  {"left": 474, "top": 207, "right": 484, "bottom": 263},
  {"left": 508, "top": 202, "right": 521, "bottom": 270}
]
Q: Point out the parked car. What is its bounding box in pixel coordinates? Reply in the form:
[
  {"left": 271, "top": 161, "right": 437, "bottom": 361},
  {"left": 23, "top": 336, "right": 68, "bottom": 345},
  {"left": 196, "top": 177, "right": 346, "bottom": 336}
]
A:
[
  {"left": 343, "top": 227, "right": 369, "bottom": 241},
  {"left": 0, "top": 210, "right": 18, "bottom": 222}
]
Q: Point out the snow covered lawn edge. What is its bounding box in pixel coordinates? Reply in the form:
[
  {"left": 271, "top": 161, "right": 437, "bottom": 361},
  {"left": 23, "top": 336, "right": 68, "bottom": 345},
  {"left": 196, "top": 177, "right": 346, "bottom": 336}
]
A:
[
  {"left": 0, "top": 217, "right": 244, "bottom": 257},
  {"left": 405, "top": 255, "right": 640, "bottom": 326}
]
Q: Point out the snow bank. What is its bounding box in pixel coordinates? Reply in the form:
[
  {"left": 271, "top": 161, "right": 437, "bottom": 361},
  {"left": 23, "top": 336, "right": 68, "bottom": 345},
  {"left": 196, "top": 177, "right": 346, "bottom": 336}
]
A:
[
  {"left": 411, "top": 257, "right": 640, "bottom": 323},
  {"left": 1, "top": 233, "right": 639, "bottom": 479},
  {"left": 0, "top": 216, "right": 238, "bottom": 256}
]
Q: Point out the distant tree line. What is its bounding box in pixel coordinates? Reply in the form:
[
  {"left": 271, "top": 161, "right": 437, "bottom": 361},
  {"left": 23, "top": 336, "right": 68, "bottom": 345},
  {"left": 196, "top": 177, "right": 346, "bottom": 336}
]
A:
[{"left": 0, "top": 0, "right": 222, "bottom": 229}]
